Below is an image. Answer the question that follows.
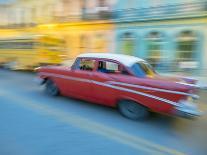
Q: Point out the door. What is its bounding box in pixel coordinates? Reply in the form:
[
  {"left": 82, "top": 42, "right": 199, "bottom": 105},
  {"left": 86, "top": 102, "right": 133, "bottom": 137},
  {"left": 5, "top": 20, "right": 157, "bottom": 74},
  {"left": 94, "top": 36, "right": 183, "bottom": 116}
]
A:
[
  {"left": 90, "top": 59, "right": 129, "bottom": 106},
  {"left": 64, "top": 58, "right": 96, "bottom": 100}
]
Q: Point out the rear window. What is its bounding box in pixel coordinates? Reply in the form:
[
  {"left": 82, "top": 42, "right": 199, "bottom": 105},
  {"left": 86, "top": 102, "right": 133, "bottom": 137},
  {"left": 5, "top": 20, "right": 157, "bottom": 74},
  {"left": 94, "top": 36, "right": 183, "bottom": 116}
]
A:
[
  {"left": 79, "top": 59, "right": 95, "bottom": 71},
  {"left": 73, "top": 58, "right": 95, "bottom": 71}
]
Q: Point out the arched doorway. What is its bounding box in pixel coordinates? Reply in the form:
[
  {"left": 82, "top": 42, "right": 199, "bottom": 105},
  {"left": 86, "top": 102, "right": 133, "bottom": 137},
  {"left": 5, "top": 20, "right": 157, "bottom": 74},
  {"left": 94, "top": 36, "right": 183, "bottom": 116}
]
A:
[
  {"left": 120, "top": 32, "right": 136, "bottom": 56},
  {"left": 93, "top": 33, "right": 107, "bottom": 53},
  {"left": 79, "top": 34, "right": 90, "bottom": 53},
  {"left": 145, "top": 31, "right": 165, "bottom": 70},
  {"left": 175, "top": 30, "right": 198, "bottom": 71}
]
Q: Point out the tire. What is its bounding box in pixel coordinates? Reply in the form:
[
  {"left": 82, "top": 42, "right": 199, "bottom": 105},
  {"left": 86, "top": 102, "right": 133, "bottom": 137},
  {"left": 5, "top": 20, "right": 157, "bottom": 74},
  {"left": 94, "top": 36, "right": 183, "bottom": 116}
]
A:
[
  {"left": 118, "top": 100, "right": 149, "bottom": 120},
  {"left": 45, "top": 79, "right": 59, "bottom": 96}
]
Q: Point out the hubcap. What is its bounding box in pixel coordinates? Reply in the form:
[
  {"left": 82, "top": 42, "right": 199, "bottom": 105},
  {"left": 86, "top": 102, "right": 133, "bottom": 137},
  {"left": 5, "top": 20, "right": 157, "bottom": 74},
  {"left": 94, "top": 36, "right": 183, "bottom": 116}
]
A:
[{"left": 46, "top": 81, "right": 58, "bottom": 95}]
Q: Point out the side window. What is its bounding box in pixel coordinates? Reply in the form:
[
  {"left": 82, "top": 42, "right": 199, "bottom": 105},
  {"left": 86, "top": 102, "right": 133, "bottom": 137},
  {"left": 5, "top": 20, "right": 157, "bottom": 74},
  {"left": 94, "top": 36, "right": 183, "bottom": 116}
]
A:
[
  {"left": 97, "top": 61, "right": 120, "bottom": 73},
  {"left": 106, "top": 61, "right": 119, "bottom": 72},
  {"left": 79, "top": 59, "right": 95, "bottom": 71}
]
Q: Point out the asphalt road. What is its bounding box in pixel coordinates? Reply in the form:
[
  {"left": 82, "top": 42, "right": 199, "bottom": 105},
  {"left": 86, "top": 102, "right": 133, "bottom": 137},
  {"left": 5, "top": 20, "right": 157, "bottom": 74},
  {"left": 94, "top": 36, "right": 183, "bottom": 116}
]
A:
[{"left": 0, "top": 69, "right": 207, "bottom": 155}]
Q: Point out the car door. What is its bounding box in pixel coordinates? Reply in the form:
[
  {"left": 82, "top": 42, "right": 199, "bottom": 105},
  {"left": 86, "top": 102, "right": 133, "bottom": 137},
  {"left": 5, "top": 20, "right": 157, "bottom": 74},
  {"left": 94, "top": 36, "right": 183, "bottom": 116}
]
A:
[
  {"left": 90, "top": 59, "right": 128, "bottom": 106},
  {"left": 64, "top": 58, "right": 96, "bottom": 100}
]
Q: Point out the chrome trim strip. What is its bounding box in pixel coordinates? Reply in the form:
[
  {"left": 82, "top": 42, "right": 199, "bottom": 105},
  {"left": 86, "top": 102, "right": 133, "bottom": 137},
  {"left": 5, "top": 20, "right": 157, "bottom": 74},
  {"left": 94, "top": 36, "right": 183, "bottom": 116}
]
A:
[
  {"left": 107, "top": 81, "right": 196, "bottom": 97},
  {"left": 39, "top": 72, "right": 179, "bottom": 106},
  {"left": 92, "top": 80, "right": 179, "bottom": 106},
  {"left": 39, "top": 72, "right": 91, "bottom": 83},
  {"left": 175, "top": 82, "right": 200, "bottom": 88},
  {"left": 175, "top": 100, "right": 203, "bottom": 117}
]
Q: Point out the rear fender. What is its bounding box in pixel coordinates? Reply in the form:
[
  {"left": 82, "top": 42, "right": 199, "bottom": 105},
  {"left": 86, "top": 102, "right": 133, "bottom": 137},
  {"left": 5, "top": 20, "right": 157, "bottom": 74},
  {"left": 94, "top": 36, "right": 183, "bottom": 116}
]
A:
[{"left": 36, "top": 74, "right": 48, "bottom": 85}]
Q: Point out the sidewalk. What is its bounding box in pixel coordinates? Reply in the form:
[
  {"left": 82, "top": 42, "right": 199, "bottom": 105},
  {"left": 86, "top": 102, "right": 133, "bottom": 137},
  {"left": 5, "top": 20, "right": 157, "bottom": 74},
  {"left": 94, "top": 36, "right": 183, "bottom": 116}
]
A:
[
  {"left": 160, "top": 72, "right": 207, "bottom": 90},
  {"left": 191, "top": 76, "right": 207, "bottom": 89}
]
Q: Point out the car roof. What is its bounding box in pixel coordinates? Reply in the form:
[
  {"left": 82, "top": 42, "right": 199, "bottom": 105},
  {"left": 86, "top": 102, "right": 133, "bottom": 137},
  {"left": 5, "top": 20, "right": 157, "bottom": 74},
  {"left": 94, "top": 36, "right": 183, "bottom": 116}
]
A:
[{"left": 77, "top": 53, "right": 145, "bottom": 67}]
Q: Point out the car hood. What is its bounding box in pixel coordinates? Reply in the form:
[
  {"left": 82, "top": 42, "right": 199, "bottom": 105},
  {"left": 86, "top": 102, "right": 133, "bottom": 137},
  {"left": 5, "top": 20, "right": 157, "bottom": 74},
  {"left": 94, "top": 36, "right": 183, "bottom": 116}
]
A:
[
  {"left": 149, "top": 74, "right": 183, "bottom": 83},
  {"left": 152, "top": 74, "right": 197, "bottom": 84},
  {"left": 111, "top": 74, "right": 198, "bottom": 93},
  {"left": 145, "top": 74, "right": 199, "bottom": 92}
]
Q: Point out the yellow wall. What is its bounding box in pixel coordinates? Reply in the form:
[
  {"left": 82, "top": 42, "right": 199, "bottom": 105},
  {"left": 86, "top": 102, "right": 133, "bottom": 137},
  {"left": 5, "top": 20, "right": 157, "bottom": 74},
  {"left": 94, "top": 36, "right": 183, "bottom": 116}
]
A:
[{"left": 37, "top": 21, "right": 115, "bottom": 59}]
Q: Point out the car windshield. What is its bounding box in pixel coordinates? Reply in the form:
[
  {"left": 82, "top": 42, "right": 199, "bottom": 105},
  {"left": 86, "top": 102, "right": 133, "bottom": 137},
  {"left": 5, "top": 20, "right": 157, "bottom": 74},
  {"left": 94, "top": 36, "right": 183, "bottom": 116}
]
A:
[{"left": 130, "top": 62, "right": 156, "bottom": 78}]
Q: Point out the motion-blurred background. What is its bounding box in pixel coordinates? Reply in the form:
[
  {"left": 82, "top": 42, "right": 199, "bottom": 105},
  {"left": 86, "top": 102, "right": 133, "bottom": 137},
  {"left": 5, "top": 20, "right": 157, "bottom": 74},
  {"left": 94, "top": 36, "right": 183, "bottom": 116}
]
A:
[
  {"left": 0, "top": 0, "right": 206, "bottom": 79},
  {"left": 0, "top": 1, "right": 207, "bottom": 155}
]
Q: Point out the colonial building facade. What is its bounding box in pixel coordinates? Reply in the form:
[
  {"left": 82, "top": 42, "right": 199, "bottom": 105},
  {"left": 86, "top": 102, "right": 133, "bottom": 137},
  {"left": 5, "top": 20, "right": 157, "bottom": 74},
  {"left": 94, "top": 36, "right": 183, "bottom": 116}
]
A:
[
  {"left": 114, "top": 0, "right": 207, "bottom": 75},
  {"left": 0, "top": 0, "right": 206, "bottom": 75}
]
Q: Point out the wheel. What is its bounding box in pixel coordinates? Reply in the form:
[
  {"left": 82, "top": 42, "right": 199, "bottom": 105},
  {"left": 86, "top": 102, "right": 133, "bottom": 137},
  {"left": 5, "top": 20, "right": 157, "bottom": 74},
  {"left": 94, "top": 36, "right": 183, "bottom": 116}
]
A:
[
  {"left": 45, "top": 79, "right": 59, "bottom": 96},
  {"left": 118, "top": 100, "right": 149, "bottom": 120}
]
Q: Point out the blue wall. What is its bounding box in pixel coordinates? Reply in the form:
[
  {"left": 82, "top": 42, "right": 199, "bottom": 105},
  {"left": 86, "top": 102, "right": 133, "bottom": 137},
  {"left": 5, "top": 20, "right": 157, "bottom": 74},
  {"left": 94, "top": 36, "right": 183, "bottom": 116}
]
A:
[
  {"left": 115, "top": 0, "right": 199, "bottom": 10},
  {"left": 113, "top": 0, "right": 206, "bottom": 73},
  {"left": 114, "top": 23, "right": 204, "bottom": 72}
]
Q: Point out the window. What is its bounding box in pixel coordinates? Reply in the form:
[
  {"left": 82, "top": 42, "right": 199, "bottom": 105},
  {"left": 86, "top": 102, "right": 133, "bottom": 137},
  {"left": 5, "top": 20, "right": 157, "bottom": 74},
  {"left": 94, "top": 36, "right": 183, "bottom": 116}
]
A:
[
  {"left": 176, "top": 31, "right": 197, "bottom": 62},
  {"left": 93, "top": 33, "right": 107, "bottom": 52},
  {"left": 106, "top": 61, "right": 119, "bottom": 71},
  {"left": 120, "top": 32, "right": 136, "bottom": 55},
  {"left": 146, "top": 32, "right": 165, "bottom": 70},
  {"left": 79, "top": 34, "right": 90, "bottom": 53},
  {"left": 97, "top": 61, "right": 120, "bottom": 73},
  {"left": 176, "top": 30, "right": 198, "bottom": 70},
  {"left": 0, "top": 39, "right": 36, "bottom": 50},
  {"left": 78, "top": 59, "right": 95, "bottom": 71},
  {"left": 98, "top": 0, "right": 107, "bottom": 7},
  {"left": 130, "top": 62, "right": 155, "bottom": 78}
]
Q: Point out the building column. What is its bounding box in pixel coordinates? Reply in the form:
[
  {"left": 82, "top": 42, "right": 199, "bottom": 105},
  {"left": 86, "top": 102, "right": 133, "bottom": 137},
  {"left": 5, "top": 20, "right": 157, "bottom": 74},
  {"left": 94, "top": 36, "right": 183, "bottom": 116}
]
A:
[{"left": 165, "top": 31, "right": 177, "bottom": 72}]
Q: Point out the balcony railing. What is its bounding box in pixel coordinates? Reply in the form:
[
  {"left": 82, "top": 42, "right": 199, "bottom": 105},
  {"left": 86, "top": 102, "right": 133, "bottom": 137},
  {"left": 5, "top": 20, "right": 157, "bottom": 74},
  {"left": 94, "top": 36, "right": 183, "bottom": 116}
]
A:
[
  {"left": 2, "top": 1, "right": 207, "bottom": 27},
  {"left": 81, "top": 7, "right": 113, "bottom": 20},
  {"left": 113, "top": 1, "right": 207, "bottom": 22},
  {"left": 52, "top": 15, "right": 81, "bottom": 23}
]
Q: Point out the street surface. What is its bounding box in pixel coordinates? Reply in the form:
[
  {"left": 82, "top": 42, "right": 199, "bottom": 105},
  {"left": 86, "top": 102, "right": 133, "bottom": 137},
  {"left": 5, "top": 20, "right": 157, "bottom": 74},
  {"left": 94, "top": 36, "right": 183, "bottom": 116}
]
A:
[{"left": 0, "top": 69, "right": 207, "bottom": 155}]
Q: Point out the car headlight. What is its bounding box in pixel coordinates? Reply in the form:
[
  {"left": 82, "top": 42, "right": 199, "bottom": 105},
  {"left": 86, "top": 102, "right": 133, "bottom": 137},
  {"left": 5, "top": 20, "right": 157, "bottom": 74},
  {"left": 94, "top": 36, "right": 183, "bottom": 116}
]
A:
[
  {"left": 190, "top": 94, "right": 199, "bottom": 100},
  {"left": 178, "top": 99, "right": 197, "bottom": 110},
  {"left": 186, "top": 96, "right": 194, "bottom": 103}
]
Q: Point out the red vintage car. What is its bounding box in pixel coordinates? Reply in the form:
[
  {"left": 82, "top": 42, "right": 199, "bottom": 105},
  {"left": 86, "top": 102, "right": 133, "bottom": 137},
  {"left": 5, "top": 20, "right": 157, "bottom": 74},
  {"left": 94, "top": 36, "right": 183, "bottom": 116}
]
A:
[{"left": 36, "top": 53, "right": 202, "bottom": 120}]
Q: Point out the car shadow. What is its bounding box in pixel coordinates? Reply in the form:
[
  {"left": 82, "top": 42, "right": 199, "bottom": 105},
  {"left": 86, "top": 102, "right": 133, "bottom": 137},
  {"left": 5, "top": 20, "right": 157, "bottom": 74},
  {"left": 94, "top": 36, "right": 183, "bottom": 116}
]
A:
[{"left": 30, "top": 82, "right": 200, "bottom": 136}]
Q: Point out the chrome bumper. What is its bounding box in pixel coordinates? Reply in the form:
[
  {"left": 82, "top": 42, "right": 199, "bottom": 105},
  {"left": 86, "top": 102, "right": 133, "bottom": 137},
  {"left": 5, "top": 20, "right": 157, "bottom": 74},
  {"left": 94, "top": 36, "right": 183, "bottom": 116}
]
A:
[
  {"left": 197, "top": 84, "right": 207, "bottom": 90},
  {"left": 176, "top": 81, "right": 207, "bottom": 90},
  {"left": 175, "top": 100, "right": 202, "bottom": 118}
]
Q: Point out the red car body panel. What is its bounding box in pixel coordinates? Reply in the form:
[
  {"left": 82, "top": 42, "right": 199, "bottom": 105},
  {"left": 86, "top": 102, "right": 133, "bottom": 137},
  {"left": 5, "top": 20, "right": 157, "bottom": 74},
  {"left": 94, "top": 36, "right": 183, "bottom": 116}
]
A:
[{"left": 37, "top": 54, "right": 200, "bottom": 117}]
